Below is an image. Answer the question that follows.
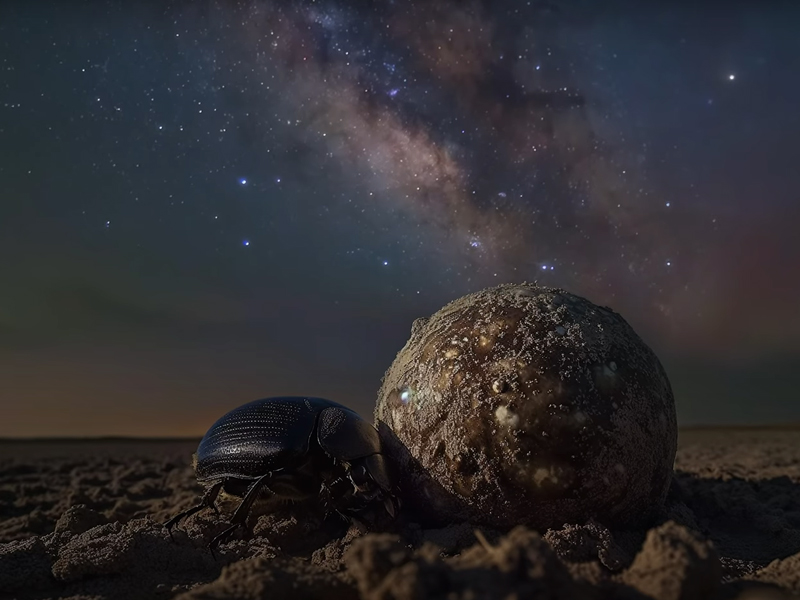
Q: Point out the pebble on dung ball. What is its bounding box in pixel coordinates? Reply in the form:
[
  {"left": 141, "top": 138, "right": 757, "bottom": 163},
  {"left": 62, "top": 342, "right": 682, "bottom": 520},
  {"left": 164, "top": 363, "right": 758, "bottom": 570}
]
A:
[{"left": 374, "top": 283, "right": 677, "bottom": 530}]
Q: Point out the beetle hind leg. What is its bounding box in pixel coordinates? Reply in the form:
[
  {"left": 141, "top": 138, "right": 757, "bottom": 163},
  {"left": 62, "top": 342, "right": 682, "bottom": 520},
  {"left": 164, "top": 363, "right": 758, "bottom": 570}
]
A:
[{"left": 164, "top": 480, "right": 223, "bottom": 540}]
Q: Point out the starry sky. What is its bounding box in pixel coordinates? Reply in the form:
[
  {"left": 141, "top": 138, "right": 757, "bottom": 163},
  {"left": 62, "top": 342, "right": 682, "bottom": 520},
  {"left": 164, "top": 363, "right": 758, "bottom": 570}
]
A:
[{"left": 1, "top": 0, "right": 799, "bottom": 436}]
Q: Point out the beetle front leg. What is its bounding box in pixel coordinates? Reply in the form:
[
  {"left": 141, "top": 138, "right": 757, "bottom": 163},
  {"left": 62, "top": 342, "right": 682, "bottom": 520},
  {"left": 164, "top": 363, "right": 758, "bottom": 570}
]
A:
[
  {"left": 320, "top": 476, "right": 351, "bottom": 517},
  {"left": 208, "top": 471, "right": 275, "bottom": 552},
  {"left": 164, "top": 480, "right": 223, "bottom": 540}
]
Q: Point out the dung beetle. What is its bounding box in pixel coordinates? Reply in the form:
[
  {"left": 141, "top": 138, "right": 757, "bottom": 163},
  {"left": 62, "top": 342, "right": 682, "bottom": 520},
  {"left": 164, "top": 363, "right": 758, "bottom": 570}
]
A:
[{"left": 165, "top": 396, "right": 397, "bottom": 549}]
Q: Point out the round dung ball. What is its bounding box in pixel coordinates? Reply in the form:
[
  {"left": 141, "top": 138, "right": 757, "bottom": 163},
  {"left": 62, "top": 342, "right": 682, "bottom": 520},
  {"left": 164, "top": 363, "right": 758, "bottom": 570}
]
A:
[{"left": 374, "top": 283, "right": 676, "bottom": 530}]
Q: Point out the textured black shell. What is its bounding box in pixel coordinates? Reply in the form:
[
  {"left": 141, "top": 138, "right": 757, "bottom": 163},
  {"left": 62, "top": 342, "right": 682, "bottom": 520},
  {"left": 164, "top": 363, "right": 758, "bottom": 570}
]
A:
[{"left": 195, "top": 396, "right": 375, "bottom": 482}]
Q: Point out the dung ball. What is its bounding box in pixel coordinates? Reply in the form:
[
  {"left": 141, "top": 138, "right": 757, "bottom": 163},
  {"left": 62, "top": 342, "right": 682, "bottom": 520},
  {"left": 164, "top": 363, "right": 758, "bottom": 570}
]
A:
[{"left": 374, "top": 283, "right": 677, "bottom": 531}]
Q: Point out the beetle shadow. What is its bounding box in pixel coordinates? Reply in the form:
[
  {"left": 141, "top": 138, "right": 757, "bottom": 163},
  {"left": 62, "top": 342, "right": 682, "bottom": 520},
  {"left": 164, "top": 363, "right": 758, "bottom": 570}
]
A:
[{"left": 666, "top": 469, "right": 800, "bottom": 564}]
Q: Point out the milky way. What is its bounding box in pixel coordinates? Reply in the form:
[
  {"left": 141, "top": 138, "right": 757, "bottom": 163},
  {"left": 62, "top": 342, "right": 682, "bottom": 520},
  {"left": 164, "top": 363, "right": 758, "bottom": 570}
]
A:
[
  {"left": 1, "top": 0, "right": 798, "bottom": 434},
  {"left": 196, "top": 0, "right": 717, "bottom": 347}
]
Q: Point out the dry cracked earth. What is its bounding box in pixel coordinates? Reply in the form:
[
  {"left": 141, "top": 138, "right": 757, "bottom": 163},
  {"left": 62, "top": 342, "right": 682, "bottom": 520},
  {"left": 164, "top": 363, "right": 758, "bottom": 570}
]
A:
[{"left": 1, "top": 428, "right": 799, "bottom": 600}]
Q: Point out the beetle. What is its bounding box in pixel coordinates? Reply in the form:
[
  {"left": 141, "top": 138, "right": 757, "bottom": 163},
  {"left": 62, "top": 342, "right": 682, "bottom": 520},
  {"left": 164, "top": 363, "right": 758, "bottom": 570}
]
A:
[{"left": 164, "top": 396, "right": 397, "bottom": 549}]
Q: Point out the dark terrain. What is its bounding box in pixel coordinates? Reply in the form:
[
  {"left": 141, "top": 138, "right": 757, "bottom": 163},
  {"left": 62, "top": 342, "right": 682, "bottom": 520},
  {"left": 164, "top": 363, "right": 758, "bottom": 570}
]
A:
[{"left": 0, "top": 428, "right": 799, "bottom": 599}]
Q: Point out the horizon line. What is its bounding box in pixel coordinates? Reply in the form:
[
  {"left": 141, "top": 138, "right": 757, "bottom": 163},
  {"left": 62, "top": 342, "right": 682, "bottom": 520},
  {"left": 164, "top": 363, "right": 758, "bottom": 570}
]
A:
[{"left": 1, "top": 423, "right": 800, "bottom": 442}]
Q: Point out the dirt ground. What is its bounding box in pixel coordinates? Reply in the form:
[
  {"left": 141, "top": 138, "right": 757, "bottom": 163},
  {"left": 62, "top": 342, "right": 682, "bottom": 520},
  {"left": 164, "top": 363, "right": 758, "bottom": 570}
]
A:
[{"left": 1, "top": 428, "right": 799, "bottom": 600}]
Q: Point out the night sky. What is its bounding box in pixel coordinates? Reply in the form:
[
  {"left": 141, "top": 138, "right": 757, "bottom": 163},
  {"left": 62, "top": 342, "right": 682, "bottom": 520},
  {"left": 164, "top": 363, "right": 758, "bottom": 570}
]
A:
[{"left": 1, "top": 0, "right": 799, "bottom": 437}]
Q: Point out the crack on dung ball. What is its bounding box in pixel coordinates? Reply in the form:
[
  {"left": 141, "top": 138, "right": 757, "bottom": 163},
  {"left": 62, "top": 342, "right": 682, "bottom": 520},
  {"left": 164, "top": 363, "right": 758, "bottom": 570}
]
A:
[{"left": 432, "top": 440, "right": 446, "bottom": 459}]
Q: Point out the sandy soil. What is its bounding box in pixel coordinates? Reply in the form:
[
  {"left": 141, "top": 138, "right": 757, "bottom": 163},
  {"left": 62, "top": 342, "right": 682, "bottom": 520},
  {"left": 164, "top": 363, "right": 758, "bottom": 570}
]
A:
[{"left": 0, "top": 428, "right": 799, "bottom": 600}]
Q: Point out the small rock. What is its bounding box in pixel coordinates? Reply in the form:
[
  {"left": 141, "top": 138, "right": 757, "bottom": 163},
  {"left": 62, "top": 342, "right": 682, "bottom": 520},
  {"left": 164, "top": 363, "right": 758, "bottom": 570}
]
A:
[
  {"left": 748, "top": 550, "right": 800, "bottom": 594},
  {"left": 544, "top": 521, "right": 630, "bottom": 571},
  {"left": 54, "top": 504, "right": 109, "bottom": 536},
  {"left": 345, "top": 533, "right": 414, "bottom": 595},
  {"left": 311, "top": 524, "right": 363, "bottom": 571},
  {"left": 456, "top": 526, "right": 581, "bottom": 596},
  {"left": 621, "top": 521, "right": 721, "bottom": 600},
  {"left": 51, "top": 522, "right": 129, "bottom": 582}
]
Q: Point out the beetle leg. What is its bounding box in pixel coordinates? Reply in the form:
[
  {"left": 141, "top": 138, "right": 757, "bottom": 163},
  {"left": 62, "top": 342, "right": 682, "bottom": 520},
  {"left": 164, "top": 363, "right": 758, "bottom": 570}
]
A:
[
  {"left": 208, "top": 522, "right": 241, "bottom": 558},
  {"left": 320, "top": 476, "right": 349, "bottom": 516},
  {"left": 383, "top": 495, "right": 397, "bottom": 518},
  {"left": 333, "top": 509, "right": 352, "bottom": 524},
  {"left": 208, "top": 471, "right": 274, "bottom": 553},
  {"left": 348, "top": 465, "right": 370, "bottom": 494},
  {"left": 319, "top": 481, "right": 332, "bottom": 513},
  {"left": 164, "top": 480, "right": 223, "bottom": 540}
]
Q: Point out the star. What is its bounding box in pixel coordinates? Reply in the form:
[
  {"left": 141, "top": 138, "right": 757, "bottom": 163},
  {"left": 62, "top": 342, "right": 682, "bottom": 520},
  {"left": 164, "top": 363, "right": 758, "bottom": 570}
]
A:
[
  {"left": 239, "top": 178, "right": 247, "bottom": 185},
  {"left": 243, "top": 240, "right": 250, "bottom": 246}
]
